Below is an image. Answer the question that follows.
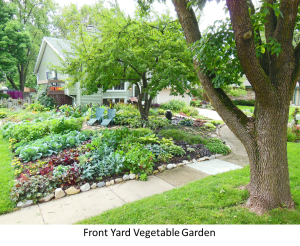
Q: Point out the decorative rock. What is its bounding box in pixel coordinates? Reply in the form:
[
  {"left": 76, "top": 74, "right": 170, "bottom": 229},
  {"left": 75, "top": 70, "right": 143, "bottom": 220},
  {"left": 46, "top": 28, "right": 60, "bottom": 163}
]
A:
[
  {"left": 153, "top": 170, "right": 159, "bottom": 174},
  {"left": 65, "top": 186, "right": 80, "bottom": 195},
  {"left": 192, "top": 159, "right": 197, "bottom": 163},
  {"left": 215, "top": 154, "right": 223, "bottom": 158},
  {"left": 39, "top": 194, "right": 54, "bottom": 203},
  {"left": 129, "top": 174, "right": 136, "bottom": 180},
  {"left": 55, "top": 188, "right": 66, "bottom": 199},
  {"left": 123, "top": 174, "right": 130, "bottom": 181},
  {"left": 80, "top": 183, "right": 90, "bottom": 192},
  {"left": 91, "top": 183, "right": 97, "bottom": 189},
  {"left": 110, "top": 180, "right": 115, "bottom": 185},
  {"left": 115, "top": 178, "right": 123, "bottom": 184},
  {"left": 226, "top": 144, "right": 231, "bottom": 149},
  {"left": 17, "top": 200, "right": 33, "bottom": 208},
  {"left": 199, "top": 157, "right": 206, "bottom": 161},
  {"left": 106, "top": 182, "right": 111, "bottom": 186},
  {"left": 158, "top": 164, "right": 167, "bottom": 172},
  {"left": 183, "top": 160, "right": 189, "bottom": 164},
  {"left": 97, "top": 181, "right": 106, "bottom": 188},
  {"left": 204, "top": 156, "right": 210, "bottom": 160},
  {"left": 167, "top": 164, "right": 174, "bottom": 170},
  {"left": 209, "top": 155, "right": 216, "bottom": 160},
  {"left": 177, "top": 163, "right": 185, "bottom": 167},
  {"left": 211, "top": 134, "right": 218, "bottom": 138}
]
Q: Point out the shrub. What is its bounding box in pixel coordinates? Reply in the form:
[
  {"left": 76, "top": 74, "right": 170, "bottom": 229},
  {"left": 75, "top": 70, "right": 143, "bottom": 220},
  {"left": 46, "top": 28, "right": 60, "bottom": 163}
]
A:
[
  {"left": 287, "top": 126, "right": 300, "bottom": 142},
  {"left": 151, "top": 103, "right": 161, "bottom": 108},
  {"left": 203, "top": 122, "right": 216, "bottom": 130},
  {"left": 209, "top": 120, "right": 224, "bottom": 126},
  {"left": 179, "top": 118, "right": 194, "bottom": 126},
  {"left": 25, "top": 102, "right": 48, "bottom": 112},
  {"left": 0, "top": 112, "right": 7, "bottom": 118},
  {"left": 182, "top": 106, "right": 199, "bottom": 117},
  {"left": 232, "top": 99, "right": 255, "bottom": 106},
  {"left": 158, "top": 109, "right": 165, "bottom": 115},
  {"left": 190, "top": 100, "right": 197, "bottom": 107},
  {"left": 161, "top": 99, "right": 186, "bottom": 112},
  {"left": 149, "top": 108, "right": 159, "bottom": 116},
  {"left": 205, "top": 142, "right": 231, "bottom": 155},
  {"left": 159, "top": 129, "right": 208, "bottom": 145},
  {"left": 0, "top": 93, "right": 10, "bottom": 99}
]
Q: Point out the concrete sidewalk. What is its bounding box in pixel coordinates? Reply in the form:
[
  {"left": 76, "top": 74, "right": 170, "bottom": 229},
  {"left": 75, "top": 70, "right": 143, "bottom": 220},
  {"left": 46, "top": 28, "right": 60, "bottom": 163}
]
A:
[
  {"left": 196, "top": 108, "right": 223, "bottom": 120},
  {"left": 0, "top": 116, "right": 249, "bottom": 225}
]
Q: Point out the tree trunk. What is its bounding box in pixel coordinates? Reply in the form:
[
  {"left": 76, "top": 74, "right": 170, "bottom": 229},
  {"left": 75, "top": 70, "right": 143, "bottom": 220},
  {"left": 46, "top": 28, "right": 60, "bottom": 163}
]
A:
[
  {"left": 7, "top": 76, "right": 19, "bottom": 91},
  {"left": 172, "top": 0, "right": 295, "bottom": 214},
  {"left": 18, "top": 65, "right": 26, "bottom": 92}
]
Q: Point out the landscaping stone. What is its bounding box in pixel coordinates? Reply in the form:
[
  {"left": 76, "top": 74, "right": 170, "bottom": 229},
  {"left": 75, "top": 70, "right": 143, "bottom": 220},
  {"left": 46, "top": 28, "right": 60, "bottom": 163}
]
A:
[
  {"left": 55, "top": 188, "right": 65, "bottom": 199},
  {"left": 177, "top": 163, "right": 185, "bottom": 167},
  {"left": 158, "top": 164, "right": 167, "bottom": 172},
  {"left": 167, "top": 164, "right": 177, "bottom": 170},
  {"left": 97, "top": 181, "right": 105, "bottom": 188},
  {"left": 211, "top": 134, "right": 218, "bottom": 138},
  {"left": 226, "top": 144, "right": 231, "bottom": 149},
  {"left": 91, "top": 183, "right": 97, "bottom": 189},
  {"left": 106, "top": 182, "right": 111, "bottom": 186},
  {"left": 129, "top": 174, "right": 136, "bottom": 180},
  {"left": 205, "top": 156, "right": 210, "bottom": 160},
  {"left": 17, "top": 200, "right": 33, "bottom": 208},
  {"left": 80, "top": 183, "right": 90, "bottom": 192},
  {"left": 153, "top": 170, "right": 159, "bottom": 174},
  {"left": 65, "top": 187, "right": 80, "bottom": 195},
  {"left": 192, "top": 159, "right": 197, "bottom": 163},
  {"left": 199, "top": 157, "right": 206, "bottom": 161},
  {"left": 210, "top": 155, "right": 216, "bottom": 160},
  {"left": 183, "top": 160, "right": 189, "bottom": 164},
  {"left": 215, "top": 154, "right": 223, "bottom": 158},
  {"left": 110, "top": 180, "right": 115, "bottom": 185},
  {"left": 39, "top": 194, "right": 54, "bottom": 203},
  {"left": 123, "top": 174, "right": 130, "bottom": 181},
  {"left": 115, "top": 178, "right": 123, "bottom": 184}
]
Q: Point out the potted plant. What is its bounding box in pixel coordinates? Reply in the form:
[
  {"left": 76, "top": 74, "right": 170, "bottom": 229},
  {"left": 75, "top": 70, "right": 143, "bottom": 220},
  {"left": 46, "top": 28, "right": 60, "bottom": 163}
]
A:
[{"left": 201, "top": 101, "right": 208, "bottom": 108}]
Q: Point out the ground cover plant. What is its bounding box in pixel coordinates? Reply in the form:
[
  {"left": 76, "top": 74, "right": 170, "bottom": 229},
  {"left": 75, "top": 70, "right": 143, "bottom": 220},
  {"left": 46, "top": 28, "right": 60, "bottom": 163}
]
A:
[{"left": 76, "top": 142, "right": 300, "bottom": 225}]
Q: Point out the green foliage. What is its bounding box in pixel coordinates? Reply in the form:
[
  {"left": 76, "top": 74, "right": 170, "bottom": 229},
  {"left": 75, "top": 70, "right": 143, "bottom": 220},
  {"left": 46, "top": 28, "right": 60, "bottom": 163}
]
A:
[
  {"left": 205, "top": 138, "right": 231, "bottom": 155},
  {"left": 225, "top": 86, "right": 247, "bottom": 97},
  {"left": 192, "top": 18, "right": 244, "bottom": 88},
  {"left": 209, "top": 120, "right": 224, "bottom": 126},
  {"left": 179, "top": 118, "right": 194, "bottom": 126},
  {"left": 203, "top": 122, "right": 216, "bottom": 130},
  {"left": 158, "top": 109, "right": 165, "bottom": 115},
  {"left": 0, "top": 93, "right": 10, "bottom": 99},
  {"left": 0, "top": 112, "right": 7, "bottom": 118},
  {"left": 38, "top": 93, "right": 57, "bottom": 108},
  {"left": 232, "top": 99, "right": 255, "bottom": 106},
  {"left": 161, "top": 144, "right": 186, "bottom": 157},
  {"left": 139, "top": 173, "right": 148, "bottom": 181},
  {"left": 149, "top": 108, "right": 159, "bottom": 116},
  {"left": 181, "top": 106, "right": 199, "bottom": 116},
  {"left": 159, "top": 129, "right": 208, "bottom": 145},
  {"left": 160, "top": 99, "right": 186, "bottom": 112},
  {"left": 55, "top": 4, "right": 197, "bottom": 120},
  {"left": 25, "top": 102, "right": 48, "bottom": 112},
  {"left": 10, "top": 175, "right": 60, "bottom": 203}
]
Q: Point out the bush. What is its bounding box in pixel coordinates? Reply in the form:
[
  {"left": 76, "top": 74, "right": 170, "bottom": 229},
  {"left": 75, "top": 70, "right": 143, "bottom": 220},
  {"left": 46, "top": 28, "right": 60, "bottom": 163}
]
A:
[
  {"left": 149, "top": 108, "right": 159, "bottom": 116},
  {"left": 0, "top": 93, "right": 10, "bottom": 99},
  {"left": 159, "top": 129, "right": 208, "bottom": 145},
  {"left": 0, "top": 112, "right": 7, "bottom": 118},
  {"left": 179, "top": 118, "right": 194, "bottom": 126},
  {"left": 205, "top": 141, "right": 231, "bottom": 155},
  {"left": 203, "top": 122, "right": 216, "bottom": 130},
  {"left": 209, "top": 120, "right": 224, "bottom": 126},
  {"left": 232, "top": 99, "right": 255, "bottom": 106},
  {"left": 25, "top": 102, "right": 48, "bottom": 112},
  {"left": 287, "top": 126, "right": 300, "bottom": 142},
  {"left": 158, "top": 109, "right": 165, "bottom": 115},
  {"left": 182, "top": 106, "right": 199, "bottom": 117},
  {"left": 160, "top": 99, "right": 186, "bottom": 112}
]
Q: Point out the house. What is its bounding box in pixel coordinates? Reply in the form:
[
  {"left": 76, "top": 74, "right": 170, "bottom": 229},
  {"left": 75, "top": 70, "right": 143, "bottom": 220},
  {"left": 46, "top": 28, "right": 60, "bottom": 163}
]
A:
[{"left": 34, "top": 37, "right": 192, "bottom": 107}]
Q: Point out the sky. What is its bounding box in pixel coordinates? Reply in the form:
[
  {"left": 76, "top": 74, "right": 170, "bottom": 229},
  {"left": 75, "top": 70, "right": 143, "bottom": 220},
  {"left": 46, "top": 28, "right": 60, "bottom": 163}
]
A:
[{"left": 56, "top": 0, "right": 229, "bottom": 31}]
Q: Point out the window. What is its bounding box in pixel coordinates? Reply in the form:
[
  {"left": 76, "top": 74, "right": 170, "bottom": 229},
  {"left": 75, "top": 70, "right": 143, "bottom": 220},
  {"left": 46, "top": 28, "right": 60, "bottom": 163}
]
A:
[
  {"left": 103, "top": 98, "right": 125, "bottom": 106},
  {"left": 46, "top": 70, "right": 57, "bottom": 80},
  {"left": 107, "top": 81, "right": 125, "bottom": 91}
]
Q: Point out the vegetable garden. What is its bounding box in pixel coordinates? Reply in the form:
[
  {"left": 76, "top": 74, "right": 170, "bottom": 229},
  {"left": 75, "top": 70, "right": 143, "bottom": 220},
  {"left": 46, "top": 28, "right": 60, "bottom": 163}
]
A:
[{"left": 0, "top": 100, "right": 230, "bottom": 208}]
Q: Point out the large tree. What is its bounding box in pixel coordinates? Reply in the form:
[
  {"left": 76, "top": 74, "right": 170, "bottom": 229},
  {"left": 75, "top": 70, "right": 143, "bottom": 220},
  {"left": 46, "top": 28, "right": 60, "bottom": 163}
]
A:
[
  {"left": 4, "top": 0, "right": 57, "bottom": 91},
  {"left": 57, "top": 3, "right": 198, "bottom": 120},
  {"left": 138, "top": 0, "right": 300, "bottom": 214},
  {"left": 0, "top": 0, "right": 31, "bottom": 85}
]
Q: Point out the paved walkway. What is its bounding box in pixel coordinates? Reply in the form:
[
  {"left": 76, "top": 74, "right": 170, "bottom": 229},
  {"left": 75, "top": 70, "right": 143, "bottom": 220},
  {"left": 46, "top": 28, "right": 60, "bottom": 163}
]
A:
[
  {"left": 0, "top": 110, "right": 249, "bottom": 225},
  {"left": 196, "top": 108, "right": 223, "bottom": 120}
]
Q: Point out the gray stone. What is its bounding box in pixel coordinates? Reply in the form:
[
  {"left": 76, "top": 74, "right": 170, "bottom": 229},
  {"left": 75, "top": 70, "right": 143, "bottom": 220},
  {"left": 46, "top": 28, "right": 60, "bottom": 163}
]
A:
[
  {"left": 204, "top": 156, "right": 210, "bottom": 160},
  {"left": 199, "top": 157, "right": 206, "bottom": 161},
  {"left": 122, "top": 174, "right": 130, "bottom": 181},
  {"left": 106, "top": 181, "right": 111, "bottom": 186},
  {"left": 91, "top": 183, "right": 97, "bottom": 189},
  {"left": 177, "top": 163, "right": 185, "bottom": 167},
  {"left": 211, "top": 134, "right": 218, "bottom": 138},
  {"left": 183, "top": 160, "right": 189, "bottom": 164},
  {"left": 210, "top": 155, "right": 216, "bottom": 160},
  {"left": 129, "top": 174, "right": 136, "bottom": 180},
  {"left": 97, "top": 181, "right": 105, "bottom": 188},
  {"left": 215, "top": 154, "right": 223, "bottom": 158},
  {"left": 110, "top": 180, "right": 115, "bottom": 185},
  {"left": 17, "top": 200, "right": 33, "bottom": 208},
  {"left": 153, "top": 170, "right": 159, "bottom": 175},
  {"left": 115, "top": 178, "right": 123, "bottom": 184},
  {"left": 55, "top": 188, "right": 65, "bottom": 199},
  {"left": 158, "top": 164, "right": 167, "bottom": 172},
  {"left": 39, "top": 194, "right": 54, "bottom": 203},
  {"left": 192, "top": 159, "right": 197, "bottom": 163},
  {"left": 80, "top": 183, "right": 90, "bottom": 192},
  {"left": 167, "top": 164, "right": 174, "bottom": 170}
]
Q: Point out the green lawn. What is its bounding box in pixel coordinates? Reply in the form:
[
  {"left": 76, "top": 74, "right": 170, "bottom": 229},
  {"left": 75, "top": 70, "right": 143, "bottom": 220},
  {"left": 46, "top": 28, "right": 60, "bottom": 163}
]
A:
[
  {"left": 0, "top": 135, "right": 16, "bottom": 215},
  {"left": 237, "top": 106, "right": 297, "bottom": 122},
  {"left": 76, "top": 142, "right": 300, "bottom": 224}
]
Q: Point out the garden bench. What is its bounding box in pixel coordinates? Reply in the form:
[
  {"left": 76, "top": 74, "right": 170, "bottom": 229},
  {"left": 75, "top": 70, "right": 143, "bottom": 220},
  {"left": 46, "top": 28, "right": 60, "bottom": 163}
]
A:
[{"left": 87, "top": 108, "right": 105, "bottom": 125}]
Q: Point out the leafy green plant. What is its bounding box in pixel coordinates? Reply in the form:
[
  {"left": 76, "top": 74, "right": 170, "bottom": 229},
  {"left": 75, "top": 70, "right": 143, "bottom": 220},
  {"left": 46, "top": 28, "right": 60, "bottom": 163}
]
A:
[
  {"left": 139, "top": 173, "right": 148, "bottom": 181},
  {"left": 179, "top": 118, "right": 194, "bottom": 126},
  {"left": 161, "top": 144, "right": 186, "bottom": 157},
  {"left": 205, "top": 141, "right": 231, "bottom": 155},
  {"left": 203, "top": 122, "right": 216, "bottom": 130}
]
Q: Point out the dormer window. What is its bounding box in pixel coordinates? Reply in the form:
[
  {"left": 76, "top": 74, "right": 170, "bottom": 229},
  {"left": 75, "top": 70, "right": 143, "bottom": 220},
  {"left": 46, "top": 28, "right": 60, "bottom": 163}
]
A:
[{"left": 46, "top": 70, "right": 58, "bottom": 80}]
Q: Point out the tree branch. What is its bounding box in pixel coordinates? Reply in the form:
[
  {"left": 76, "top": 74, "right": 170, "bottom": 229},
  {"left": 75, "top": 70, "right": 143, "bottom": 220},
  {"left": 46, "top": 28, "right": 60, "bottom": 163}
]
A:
[
  {"left": 226, "top": 0, "right": 275, "bottom": 97},
  {"left": 7, "top": 75, "right": 19, "bottom": 91},
  {"left": 264, "top": 0, "right": 277, "bottom": 41}
]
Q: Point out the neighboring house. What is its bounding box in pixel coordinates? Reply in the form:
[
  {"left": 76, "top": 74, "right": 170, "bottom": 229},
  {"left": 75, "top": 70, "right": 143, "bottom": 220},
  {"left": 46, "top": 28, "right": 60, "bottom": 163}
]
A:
[{"left": 34, "top": 37, "right": 192, "bottom": 106}]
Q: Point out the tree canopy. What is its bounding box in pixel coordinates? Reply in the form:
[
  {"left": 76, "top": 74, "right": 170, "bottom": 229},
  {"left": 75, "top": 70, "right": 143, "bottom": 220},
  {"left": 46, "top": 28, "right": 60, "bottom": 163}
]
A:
[{"left": 57, "top": 3, "right": 198, "bottom": 119}]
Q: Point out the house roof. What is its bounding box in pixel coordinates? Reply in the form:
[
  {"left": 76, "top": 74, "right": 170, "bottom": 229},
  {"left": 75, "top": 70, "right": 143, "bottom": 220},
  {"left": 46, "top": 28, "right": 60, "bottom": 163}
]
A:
[{"left": 34, "top": 37, "right": 72, "bottom": 74}]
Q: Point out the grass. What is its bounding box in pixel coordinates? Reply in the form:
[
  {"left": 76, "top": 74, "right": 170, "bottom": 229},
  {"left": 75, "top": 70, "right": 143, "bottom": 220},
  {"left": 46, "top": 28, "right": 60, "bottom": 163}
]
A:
[
  {"left": 76, "top": 142, "right": 300, "bottom": 224},
  {"left": 0, "top": 135, "right": 16, "bottom": 215},
  {"left": 237, "top": 106, "right": 298, "bottom": 122}
]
